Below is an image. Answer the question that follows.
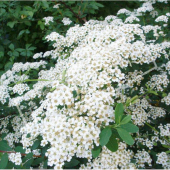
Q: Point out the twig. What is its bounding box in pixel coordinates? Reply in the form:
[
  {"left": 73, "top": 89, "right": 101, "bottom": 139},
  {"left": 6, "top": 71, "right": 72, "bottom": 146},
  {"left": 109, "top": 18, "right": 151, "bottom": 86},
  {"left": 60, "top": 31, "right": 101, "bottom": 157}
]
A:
[
  {"left": 0, "top": 150, "right": 42, "bottom": 158},
  {"left": 142, "top": 61, "right": 158, "bottom": 76},
  {"left": 16, "top": 105, "right": 27, "bottom": 125},
  {"left": 59, "top": 1, "right": 86, "bottom": 23}
]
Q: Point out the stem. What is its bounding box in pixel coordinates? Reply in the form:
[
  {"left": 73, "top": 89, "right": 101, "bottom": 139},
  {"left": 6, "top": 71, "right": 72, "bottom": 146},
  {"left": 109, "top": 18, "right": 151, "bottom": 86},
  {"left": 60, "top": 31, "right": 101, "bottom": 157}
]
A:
[
  {"left": 139, "top": 91, "right": 148, "bottom": 99},
  {"left": 0, "top": 150, "right": 42, "bottom": 158},
  {"left": 145, "top": 122, "right": 159, "bottom": 133},
  {"left": 17, "top": 79, "right": 51, "bottom": 84},
  {"left": 143, "top": 16, "right": 145, "bottom": 26},
  {"left": 10, "top": 79, "right": 52, "bottom": 87},
  {"left": 16, "top": 105, "right": 27, "bottom": 125}
]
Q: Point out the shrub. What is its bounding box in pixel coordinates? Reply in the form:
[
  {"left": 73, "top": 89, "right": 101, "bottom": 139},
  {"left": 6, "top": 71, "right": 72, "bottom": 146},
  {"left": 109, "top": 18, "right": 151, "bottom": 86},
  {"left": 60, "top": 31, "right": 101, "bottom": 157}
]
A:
[{"left": 0, "top": 0, "right": 170, "bottom": 169}]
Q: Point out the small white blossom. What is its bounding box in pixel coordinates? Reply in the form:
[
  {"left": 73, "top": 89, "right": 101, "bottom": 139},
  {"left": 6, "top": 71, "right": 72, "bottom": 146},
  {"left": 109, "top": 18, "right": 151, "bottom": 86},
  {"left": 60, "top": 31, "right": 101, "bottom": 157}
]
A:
[
  {"left": 62, "top": 17, "right": 72, "bottom": 25},
  {"left": 43, "top": 16, "right": 54, "bottom": 25}
]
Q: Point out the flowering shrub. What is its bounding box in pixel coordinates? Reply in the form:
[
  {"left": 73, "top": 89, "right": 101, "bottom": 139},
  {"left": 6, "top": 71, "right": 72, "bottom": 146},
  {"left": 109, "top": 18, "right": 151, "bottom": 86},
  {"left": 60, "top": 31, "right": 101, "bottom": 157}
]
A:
[{"left": 0, "top": 0, "right": 170, "bottom": 169}]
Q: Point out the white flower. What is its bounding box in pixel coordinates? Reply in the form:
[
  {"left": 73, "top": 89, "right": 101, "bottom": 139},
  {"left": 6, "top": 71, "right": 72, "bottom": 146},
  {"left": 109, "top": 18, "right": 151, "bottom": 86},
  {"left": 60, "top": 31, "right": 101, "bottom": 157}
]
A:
[
  {"left": 43, "top": 16, "right": 54, "bottom": 25},
  {"left": 62, "top": 17, "right": 72, "bottom": 25},
  {"left": 125, "top": 16, "right": 140, "bottom": 23},
  {"left": 53, "top": 3, "right": 60, "bottom": 9},
  {"left": 155, "top": 15, "right": 169, "bottom": 22}
]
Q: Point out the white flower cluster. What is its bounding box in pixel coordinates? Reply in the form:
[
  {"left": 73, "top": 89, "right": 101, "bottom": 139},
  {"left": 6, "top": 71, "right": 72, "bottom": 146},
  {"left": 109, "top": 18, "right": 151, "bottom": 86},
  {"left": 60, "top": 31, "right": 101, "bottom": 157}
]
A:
[
  {"left": 142, "top": 25, "right": 161, "bottom": 35},
  {"left": 0, "top": 11, "right": 168, "bottom": 168},
  {"left": 117, "top": 8, "right": 131, "bottom": 15},
  {"left": 53, "top": 3, "right": 60, "bottom": 9},
  {"left": 157, "top": 0, "right": 168, "bottom": 3},
  {"left": 128, "top": 98, "right": 166, "bottom": 126},
  {"left": 12, "top": 61, "right": 47, "bottom": 73},
  {"left": 136, "top": 135, "right": 166, "bottom": 150},
  {"left": 33, "top": 52, "right": 43, "bottom": 59},
  {"left": 147, "top": 72, "right": 169, "bottom": 91},
  {"left": 13, "top": 83, "right": 29, "bottom": 95},
  {"left": 43, "top": 16, "right": 54, "bottom": 25},
  {"left": 166, "top": 12, "right": 170, "bottom": 17},
  {"left": 165, "top": 61, "right": 170, "bottom": 74},
  {"left": 136, "top": 2, "right": 154, "bottom": 14},
  {"left": 0, "top": 116, "right": 10, "bottom": 134},
  {"left": 1, "top": 113, "right": 32, "bottom": 148},
  {"left": 134, "top": 150, "right": 152, "bottom": 168},
  {"left": 62, "top": 17, "right": 72, "bottom": 25},
  {"left": 161, "top": 93, "right": 170, "bottom": 105},
  {"left": 33, "top": 51, "right": 53, "bottom": 59},
  {"left": 0, "top": 61, "right": 47, "bottom": 105},
  {"left": 81, "top": 143, "right": 135, "bottom": 169},
  {"left": 8, "top": 152, "right": 22, "bottom": 165},
  {"left": 124, "top": 16, "right": 140, "bottom": 23},
  {"left": 148, "top": 106, "right": 166, "bottom": 119},
  {"left": 150, "top": 10, "right": 158, "bottom": 18},
  {"left": 156, "top": 152, "right": 170, "bottom": 169},
  {"left": 155, "top": 15, "right": 169, "bottom": 22},
  {"left": 0, "top": 85, "right": 10, "bottom": 104},
  {"left": 128, "top": 99, "right": 150, "bottom": 126},
  {"left": 158, "top": 124, "right": 170, "bottom": 137}
]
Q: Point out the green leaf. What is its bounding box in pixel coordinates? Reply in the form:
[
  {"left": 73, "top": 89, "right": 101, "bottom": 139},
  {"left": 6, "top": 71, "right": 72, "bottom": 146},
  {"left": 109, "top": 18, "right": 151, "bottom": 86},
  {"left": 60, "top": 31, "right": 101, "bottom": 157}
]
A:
[
  {"left": 21, "top": 51, "right": 26, "bottom": 56},
  {"left": 15, "top": 146, "right": 26, "bottom": 153},
  {"left": 0, "top": 52, "right": 4, "bottom": 58},
  {"left": 5, "top": 62, "right": 13, "bottom": 71},
  {"left": 120, "top": 115, "right": 131, "bottom": 125},
  {"left": 162, "top": 144, "right": 170, "bottom": 148},
  {"left": 7, "top": 21, "right": 16, "bottom": 28},
  {"left": 0, "top": 140, "right": 12, "bottom": 151},
  {"left": 72, "top": 90, "right": 77, "bottom": 98},
  {"left": 0, "top": 153, "right": 8, "bottom": 169},
  {"left": 27, "top": 11, "right": 34, "bottom": 17},
  {"left": 64, "top": 157, "right": 80, "bottom": 168},
  {"left": 24, "top": 158, "right": 34, "bottom": 168},
  {"left": 148, "top": 90, "right": 158, "bottom": 95},
  {"left": 91, "top": 146, "right": 101, "bottom": 158},
  {"left": 42, "top": 1, "right": 49, "bottom": 9},
  {"left": 117, "top": 128, "right": 134, "bottom": 145},
  {"left": 43, "top": 159, "right": 47, "bottom": 168},
  {"left": 9, "top": 44, "right": 14, "bottom": 51},
  {"left": 95, "top": 2, "right": 104, "bottom": 7},
  {"left": 26, "top": 44, "right": 31, "bottom": 49},
  {"left": 32, "top": 157, "right": 44, "bottom": 166},
  {"left": 28, "top": 47, "right": 36, "bottom": 51},
  {"left": 16, "top": 48, "right": 24, "bottom": 52},
  {"left": 40, "top": 23, "right": 45, "bottom": 30},
  {"left": 26, "top": 133, "right": 31, "bottom": 138},
  {"left": 41, "top": 145, "right": 48, "bottom": 156},
  {"left": 99, "top": 127, "right": 112, "bottom": 146},
  {"left": 24, "top": 153, "right": 33, "bottom": 160},
  {"left": 13, "top": 51, "right": 19, "bottom": 57},
  {"left": 115, "top": 103, "right": 124, "bottom": 124},
  {"left": 1, "top": 133, "right": 7, "bottom": 139},
  {"left": 6, "top": 161, "right": 15, "bottom": 169},
  {"left": 3, "top": 39, "right": 11, "bottom": 45},
  {"left": 31, "top": 140, "right": 40, "bottom": 150},
  {"left": 120, "top": 123, "right": 139, "bottom": 133},
  {"left": 106, "top": 134, "right": 118, "bottom": 152},
  {"left": 24, "top": 21, "right": 31, "bottom": 26}
]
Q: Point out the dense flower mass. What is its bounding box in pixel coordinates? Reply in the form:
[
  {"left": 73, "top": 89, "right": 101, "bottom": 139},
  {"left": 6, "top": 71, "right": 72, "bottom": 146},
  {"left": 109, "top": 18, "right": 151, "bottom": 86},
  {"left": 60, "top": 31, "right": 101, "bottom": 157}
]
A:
[{"left": 0, "top": 0, "right": 170, "bottom": 169}]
